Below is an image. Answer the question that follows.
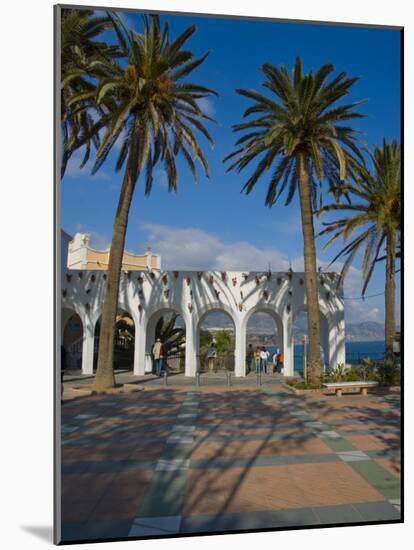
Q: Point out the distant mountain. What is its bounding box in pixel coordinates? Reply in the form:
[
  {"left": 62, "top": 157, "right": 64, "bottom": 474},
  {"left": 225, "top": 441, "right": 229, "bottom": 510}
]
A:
[
  {"left": 344, "top": 322, "right": 385, "bottom": 342},
  {"left": 292, "top": 321, "right": 385, "bottom": 342},
  {"left": 200, "top": 311, "right": 385, "bottom": 342}
]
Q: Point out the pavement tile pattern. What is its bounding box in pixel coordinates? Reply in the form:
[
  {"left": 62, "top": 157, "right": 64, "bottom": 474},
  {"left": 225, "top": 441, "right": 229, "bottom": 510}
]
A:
[{"left": 60, "top": 383, "right": 401, "bottom": 542}]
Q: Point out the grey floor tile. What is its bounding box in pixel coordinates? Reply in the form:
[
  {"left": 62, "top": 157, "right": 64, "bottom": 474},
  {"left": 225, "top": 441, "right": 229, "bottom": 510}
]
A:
[
  {"left": 312, "top": 503, "right": 364, "bottom": 524},
  {"left": 61, "top": 520, "right": 133, "bottom": 542},
  {"left": 353, "top": 501, "right": 401, "bottom": 521},
  {"left": 181, "top": 508, "right": 320, "bottom": 533},
  {"left": 129, "top": 516, "right": 182, "bottom": 536}
]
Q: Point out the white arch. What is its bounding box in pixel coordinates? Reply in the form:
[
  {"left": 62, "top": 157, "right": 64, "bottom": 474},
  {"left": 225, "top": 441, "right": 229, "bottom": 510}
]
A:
[{"left": 195, "top": 306, "right": 239, "bottom": 375}]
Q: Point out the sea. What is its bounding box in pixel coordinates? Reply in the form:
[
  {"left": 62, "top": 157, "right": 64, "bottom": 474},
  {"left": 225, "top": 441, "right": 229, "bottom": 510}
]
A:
[{"left": 265, "top": 341, "right": 385, "bottom": 374}]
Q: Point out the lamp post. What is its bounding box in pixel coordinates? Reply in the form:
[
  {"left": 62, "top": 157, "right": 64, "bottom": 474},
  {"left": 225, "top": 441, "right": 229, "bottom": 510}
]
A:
[{"left": 302, "top": 335, "right": 308, "bottom": 384}]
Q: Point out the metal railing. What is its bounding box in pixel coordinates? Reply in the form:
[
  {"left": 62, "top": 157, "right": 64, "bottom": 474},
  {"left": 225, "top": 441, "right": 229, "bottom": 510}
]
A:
[{"left": 197, "top": 353, "right": 235, "bottom": 373}]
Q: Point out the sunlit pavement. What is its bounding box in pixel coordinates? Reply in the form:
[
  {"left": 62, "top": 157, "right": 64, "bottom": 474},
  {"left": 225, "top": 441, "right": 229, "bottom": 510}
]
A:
[{"left": 60, "top": 381, "right": 401, "bottom": 542}]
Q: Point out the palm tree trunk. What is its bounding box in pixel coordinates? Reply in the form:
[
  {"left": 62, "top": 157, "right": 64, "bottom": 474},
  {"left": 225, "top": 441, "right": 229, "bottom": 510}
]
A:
[
  {"left": 92, "top": 163, "right": 136, "bottom": 391},
  {"left": 296, "top": 153, "right": 322, "bottom": 385},
  {"left": 385, "top": 236, "right": 396, "bottom": 359}
]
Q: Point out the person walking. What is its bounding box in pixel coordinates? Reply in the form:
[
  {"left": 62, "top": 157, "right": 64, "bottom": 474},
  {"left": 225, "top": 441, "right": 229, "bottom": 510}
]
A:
[
  {"left": 152, "top": 338, "right": 165, "bottom": 377},
  {"left": 254, "top": 347, "right": 261, "bottom": 374}
]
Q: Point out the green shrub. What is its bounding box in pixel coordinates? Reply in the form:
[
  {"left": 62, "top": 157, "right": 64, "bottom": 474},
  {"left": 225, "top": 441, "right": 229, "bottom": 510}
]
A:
[
  {"left": 358, "top": 356, "right": 375, "bottom": 381},
  {"left": 327, "top": 363, "right": 347, "bottom": 382},
  {"left": 344, "top": 368, "right": 361, "bottom": 382},
  {"left": 375, "top": 358, "right": 400, "bottom": 387}
]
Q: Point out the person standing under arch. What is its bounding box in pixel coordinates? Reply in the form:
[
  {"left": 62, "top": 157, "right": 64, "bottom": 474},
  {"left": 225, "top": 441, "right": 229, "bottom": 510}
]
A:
[
  {"left": 152, "top": 338, "right": 166, "bottom": 377},
  {"left": 260, "top": 347, "right": 269, "bottom": 374}
]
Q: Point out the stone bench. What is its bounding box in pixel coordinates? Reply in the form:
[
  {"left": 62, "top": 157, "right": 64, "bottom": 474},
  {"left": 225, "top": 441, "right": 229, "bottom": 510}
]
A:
[{"left": 323, "top": 381, "right": 378, "bottom": 397}]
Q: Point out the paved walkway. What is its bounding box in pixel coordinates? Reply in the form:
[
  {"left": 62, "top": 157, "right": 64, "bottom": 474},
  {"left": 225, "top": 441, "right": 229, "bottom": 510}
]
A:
[{"left": 60, "top": 383, "right": 401, "bottom": 542}]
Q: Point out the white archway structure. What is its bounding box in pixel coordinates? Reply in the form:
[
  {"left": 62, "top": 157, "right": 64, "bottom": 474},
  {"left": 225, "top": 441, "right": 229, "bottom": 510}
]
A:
[{"left": 61, "top": 269, "right": 345, "bottom": 377}]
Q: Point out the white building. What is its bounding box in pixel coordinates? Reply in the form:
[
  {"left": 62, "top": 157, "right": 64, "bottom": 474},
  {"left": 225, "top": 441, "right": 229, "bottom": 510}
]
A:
[{"left": 61, "top": 231, "right": 346, "bottom": 377}]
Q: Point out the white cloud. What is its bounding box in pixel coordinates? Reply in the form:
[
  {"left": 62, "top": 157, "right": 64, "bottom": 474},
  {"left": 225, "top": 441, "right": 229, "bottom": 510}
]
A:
[
  {"left": 64, "top": 150, "right": 110, "bottom": 181},
  {"left": 197, "top": 97, "right": 216, "bottom": 118}
]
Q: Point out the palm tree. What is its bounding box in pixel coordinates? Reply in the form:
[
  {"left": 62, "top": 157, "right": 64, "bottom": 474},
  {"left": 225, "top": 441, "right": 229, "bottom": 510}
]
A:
[
  {"left": 60, "top": 8, "right": 120, "bottom": 176},
  {"left": 66, "top": 13, "right": 216, "bottom": 390},
  {"left": 155, "top": 314, "right": 186, "bottom": 357},
  {"left": 318, "top": 139, "right": 401, "bottom": 358},
  {"left": 224, "top": 57, "right": 364, "bottom": 385}
]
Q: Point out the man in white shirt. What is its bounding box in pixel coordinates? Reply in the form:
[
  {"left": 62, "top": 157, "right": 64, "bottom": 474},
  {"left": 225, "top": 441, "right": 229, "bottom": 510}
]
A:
[{"left": 260, "top": 347, "right": 269, "bottom": 374}]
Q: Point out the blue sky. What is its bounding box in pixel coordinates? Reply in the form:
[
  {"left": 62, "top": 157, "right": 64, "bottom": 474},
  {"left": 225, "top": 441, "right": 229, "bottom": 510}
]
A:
[{"left": 61, "top": 10, "right": 401, "bottom": 324}]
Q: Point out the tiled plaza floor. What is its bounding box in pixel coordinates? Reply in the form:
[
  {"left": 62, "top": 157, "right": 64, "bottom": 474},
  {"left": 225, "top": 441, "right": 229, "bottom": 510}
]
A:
[{"left": 60, "top": 383, "right": 401, "bottom": 542}]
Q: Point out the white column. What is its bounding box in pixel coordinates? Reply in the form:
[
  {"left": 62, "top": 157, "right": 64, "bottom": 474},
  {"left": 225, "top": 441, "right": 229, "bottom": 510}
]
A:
[
  {"left": 144, "top": 315, "right": 158, "bottom": 374},
  {"left": 275, "top": 317, "right": 283, "bottom": 354},
  {"left": 81, "top": 317, "right": 95, "bottom": 375},
  {"left": 329, "top": 314, "right": 346, "bottom": 370},
  {"left": 133, "top": 317, "right": 147, "bottom": 375},
  {"left": 234, "top": 321, "right": 246, "bottom": 377},
  {"left": 283, "top": 315, "right": 294, "bottom": 377},
  {"left": 320, "top": 315, "right": 330, "bottom": 373},
  {"left": 185, "top": 317, "right": 197, "bottom": 376}
]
